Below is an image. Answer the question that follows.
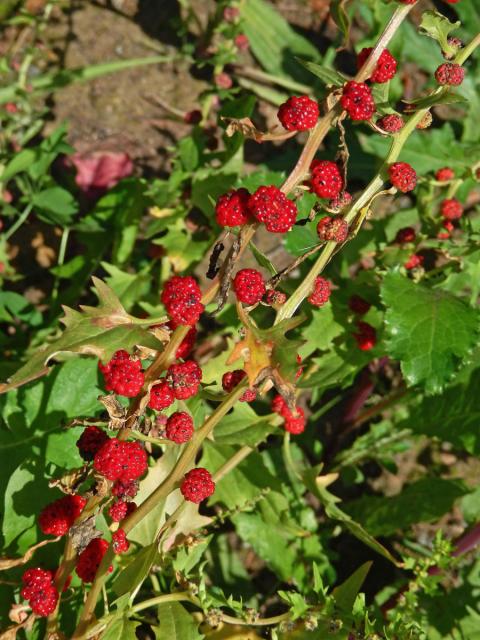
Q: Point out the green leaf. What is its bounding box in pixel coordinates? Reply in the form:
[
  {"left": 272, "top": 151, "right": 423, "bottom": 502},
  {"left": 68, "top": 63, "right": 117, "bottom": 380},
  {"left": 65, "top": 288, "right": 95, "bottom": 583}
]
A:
[
  {"left": 295, "top": 59, "right": 346, "bottom": 87},
  {"left": 299, "top": 305, "right": 344, "bottom": 358},
  {"left": 419, "top": 10, "right": 460, "bottom": 54},
  {"left": 101, "top": 262, "right": 152, "bottom": 311},
  {"left": 278, "top": 591, "right": 310, "bottom": 619},
  {"left": 249, "top": 241, "right": 277, "bottom": 276},
  {"left": 240, "top": 0, "right": 321, "bottom": 81},
  {"left": 333, "top": 562, "right": 372, "bottom": 613},
  {"left": 103, "top": 616, "right": 139, "bottom": 640},
  {"left": 284, "top": 219, "right": 319, "bottom": 257},
  {"left": 191, "top": 170, "right": 237, "bottom": 217},
  {"left": 381, "top": 271, "right": 480, "bottom": 394},
  {"left": 402, "top": 90, "right": 467, "bottom": 110},
  {"left": 401, "top": 368, "right": 480, "bottom": 454},
  {"left": 330, "top": 0, "right": 352, "bottom": 47},
  {"left": 0, "top": 277, "right": 164, "bottom": 393},
  {"left": 155, "top": 601, "right": 204, "bottom": 640},
  {"left": 112, "top": 543, "right": 159, "bottom": 597},
  {"left": 1, "top": 149, "right": 37, "bottom": 183},
  {"left": 31, "top": 187, "right": 79, "bottom": 225},
  {"left": 213, "top": 403, "right": 275, "bottom": 447},
  {"left": 346, "top": 478, "right": 467, "bottom": 537}
]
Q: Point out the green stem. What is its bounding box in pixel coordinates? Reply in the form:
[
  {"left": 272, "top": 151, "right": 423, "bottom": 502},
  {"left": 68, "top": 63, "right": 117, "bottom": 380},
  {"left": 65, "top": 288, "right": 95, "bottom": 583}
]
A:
[
  {"left": 50, "top": 226, "right": 70, "bottom": 309},
  {"left": 3, "top": 203, "right": 33, "bottom": 241}
]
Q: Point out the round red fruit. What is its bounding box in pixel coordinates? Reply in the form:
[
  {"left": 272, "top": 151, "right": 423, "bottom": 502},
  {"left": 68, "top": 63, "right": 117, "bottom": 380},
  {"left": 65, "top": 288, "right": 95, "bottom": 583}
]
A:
[
  {"left": 161, "top": 275, "right": 204, "bottom": 327},
  {"left": 248, "top": 185, "right": 298, "bottom": 233},
  {"left": 277, "top": 95, "right": 319, "bottom": 131},
  {"left": 166, "top": 360, "right": 202, "bottom": 400},
  {"left": 215, "top": 188, "right": 251, "bottom": 227},
  {"left": 435, "top": 63, "right": 465, "bottom": 86},
  {"left": 93, "top": 438, "right": 147, "bottom": 482},
  {"left": 317, "top": 216, "right": 349, "bottom": 243},
  {"left": 388, "top": 162, "right": 417, "bottom": 193},
  {"left": 39, "top": 494, "right": 87, "bottom": 537},
  {"left": 341, "top": 81, "right": 376, "bottom": 121},
  {"left": 310, "top": 160, "right": 343, "bottom": 199},
  {"left": 233, "top": 268, "right": 266, "bottom": 305},
  {"left": 181, "top": 468, "right": 215, "bottom": 503},
  {"left": 76, "top": 426, "right": 110, "bottom": 461},
  {"left": 308, "top": 276, "right": 331, "bottom": 307},
  {"left": 148, "top": 380, "right": 175, "bottom": 410},
  {"left": 377, "top": 114, "right": 404, "bottom": 133},
  {"left": 166, "top": 411, "right": 194, "bottom": 444},
  {"left": 357, "top": 47, "right": 397, "bottom": 84},
  {"left": 441, "top": 198, "right": 463, "bottom": 220}
]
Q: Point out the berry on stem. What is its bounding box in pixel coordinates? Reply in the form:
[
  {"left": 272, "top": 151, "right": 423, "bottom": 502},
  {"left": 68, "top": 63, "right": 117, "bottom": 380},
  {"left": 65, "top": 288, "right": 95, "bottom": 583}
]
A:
[
  {"left": 166, "top": 360, "right": 202, "bottom": 400},
  {"left": 341, "top": 81, "right": 376, "bottom": 121},
  {"left": 435, "top": 63, "right": 465, "bottom": 86},
  {"left": 377, "top": 114, "right": 404, "bottom": 133},
  {"left": 181, "top": 468, "right": 215, "bottom": 503},
  {"left": 39, "top": 494, "right": 87, "bottom": 537},
  {"left": 317, "top": 216, "right": 349, "bottom": 243},
  {"left": 165, "top": 411, "right": 194, "bottom": 443},
  {"left": 308, "top": 276, "right": 331, "bottom": 307},
  {"left": 215, "top": 188, "right": 252, "bottom": 227},
  {"left": 99, "top": 350, "right": 144, "bottom": 398},
  {"left": 108, "top": 500, "right": 136, "bottom": 522},
  {"left": 435, "top": 167, "right": 454, "bottom": 182},
  {"left": 441, "top": 198, "right": 463, "bottom": 220},
  {"left": 277, "top": 95, "right": 319, "bottom": 131},
  {"left": 112, "top": 529, "right": 130, "bottom": 554},
  {"left": 94, "top": 438, "right": 148, "bottom": 482},
  {"left": 329, "top": 191, "right": 352, "bottom": 212},
  {"left": 233, "top": 269, "right": 266, "bottom": 305},
  {"left": 348, "top": 295, "right": 371, "bottom": 315},
  {"left": 388, "top": 162, "right": 417, "bottom": 193},
  {"left": 222, "top": 369, "right": 257, "bottom": 402},
  {"left": 404, "top": 254, "right": 424, "bottom": 270},
  {"left": 148, "top": 380, "right": 175, "bottom": 411},
  {"left": 353, "top": 322, "right": 376, "bottom": 351},
  {"left": 357, "top": 47, "right": 397, "bottom": 84},
  {"left": 271, "top": 395, "right": 306, "bottom": 435},
  {"left": 310, "top": 160, "right": 343, "bottom": 199},
  {"left": 265, "top": 289, "right": 287, "bottom": 306},
  {"left": 248, "top": 185, "right": 298, "bottom": 233},
  {"left": 395, "top": 227, "right": 416, "bottom": 244},
  {"left": 161, "top": 275, "right": 204, "bottom": 326},
  {"left": 76, "top": 538, "right": 112, "bottom": 583},
  {"left": 112, "top": 479, "right": 139, "bottom": 500},
  {"left": 76, "top": 426, "right": 110, "bottom": 461},
  {"left": 21, "top": 569, "right": 58, "bottom": 617}
]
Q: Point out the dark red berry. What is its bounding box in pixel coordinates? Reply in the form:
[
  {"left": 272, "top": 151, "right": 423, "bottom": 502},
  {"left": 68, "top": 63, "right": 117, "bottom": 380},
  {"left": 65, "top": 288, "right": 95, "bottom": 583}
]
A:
[
  {"left": 233, "top": 269, "right": 266, "bottom": 305},
  {"left": 388, "top": 162, "right": 417, "bottom": 193},
  {"left": 357, "top": 47, "right": 397, "bottom": 84},
  {"left": 377, "top": 114, "right": 404, "bottom": 133},
  {"left": 112, "top": 479, "right": 139, "bottom": 500},
  {"left": 161, "top": 276, "right": 204, "bottom": 327},
  {"left": 99, "top": 350, "right": 144, "bottom": 398},
  {"left": 317, "top": 216, "right": 349, "bottom": 243},
  {"left": 94, "top": 438, "right": 147, "bottom": 482},
  {"left": 435, "top": 167, "right": 454, "bottom": 182},
  {"left": 165, "top": 411, "right": 194, "bottom": 443},
  {"left": 184, "top": 110, "right": 202, "bottom": 125},
  {"left": 308, "top": 277, "right": 331, "bottom": 307},
  {"left": 148, "top": 380, "right": 175, "bottom": 411},
  {"left": 248, "top": 185, "right": 298, "bottom": 233},
  {"left": 76, "top": 538, "right": 112, "bottom": 583},
  {"left": 265, "top": 289, "right": 287, "bottom": 306},
  {"left": 329, "top": 191, "right": 352, "bottom": 212},
  {"left": 277, "top": 95, "right": 319, "bottom": 131},
  {"left": 21, "top": 568, "right": 59, "bottom": 617},
  {"left": 108, "top": 500, "right": 136, "bottom": 522},
  {"left": 215, "top": 188, "right": 252, "bottom": 227},
  {"left": 166, "top": 360, "right": 202, "bottom": 400},
  {"left": 271, "top": 395, "right": 305, "bottom": 435},
  {"left": 39, "top": 494, "right": 87, "bottom": 537},
  {"left": 435, "top": 63, "right": 465, "bottom": 86},
  {"left": 76, "top": 426, "right": 110, "bottom": 461},
  {"left": 235, "top": 34, "right": 250, "bottom": 51},
  {"left": 222, "top": 369, "right": 257, "bottom": 402},
  {"left": 310, "top": 160, "right": 343, "bottom": 199},
  {"left": 181, "top": 468, "right": 215, "bottom": 503},
  {"left": 441, "top": 198, "right": 463, "bottom": 220},
  {"left": 348, "top": 295, "right": 371, "bottom": 315},
  {"left": 395, "top": 227, "right": 416, "bottom": 244},
  {"left": 112, "top": 529, "right": 129, "bottom": 554},
  {"left": 341, "top": 81, "right": 375, "bottom": 121},
  {"left": 353, "top": 322, "right": 376, "bottom": 351}
]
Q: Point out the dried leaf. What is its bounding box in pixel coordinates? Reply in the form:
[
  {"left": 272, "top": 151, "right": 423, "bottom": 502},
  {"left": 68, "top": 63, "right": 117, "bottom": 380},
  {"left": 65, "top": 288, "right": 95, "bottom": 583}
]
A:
[
  {"left": 222, "top": 117, "right": 296, "bottom": 142},
  {"left": 69, "top": 515, "right": 103, "bottom": 554},
  {"left": 0, "top": 538, "right": 60, "bottom": 571}
]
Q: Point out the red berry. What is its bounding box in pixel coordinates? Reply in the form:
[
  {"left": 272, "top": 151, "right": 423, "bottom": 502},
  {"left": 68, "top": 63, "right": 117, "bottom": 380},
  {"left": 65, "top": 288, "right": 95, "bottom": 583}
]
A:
[
  {"left": 395, "top": 227, "right": 416, "bottom": 244},
  {"left": 94, "top": 438, "right": 147, "bottom": 482},
  {"left": 435, "top": 63, "right": 465, "bottom": 86},
  {"left": 316, "top": 216, "right": 349, "bottom": 243},
  {"left": 222, "top": 369, "right": 257, "bottom": 402},
  {"left": 112, "top": 529, "right": 130, "bottom": 554},
  {"left": 357, "top": 47, "right": 397, "bottom": 84},
  {"left": 215, "top": 72, "right": 233, "bottom": 89},
  {"left": 21, "top": 568, "right": 55, "bottom": 601},
  {"left": 166, "top": 360, "right": 202, "bottom": 400},
  {"left": 353, "top": 322, "right": 376, "bottom": 351},
  {"left": 184, "top": 110, "right": 202, "bottom": 125},
  {"left": 404, "top": 254, "right": 424, "bottom": 270},
  {"left": 99, "top": 350, "right": 144, "bottom": 398},
  {"left": 76, "top": 538, "right": 111, "bottom": 583},
  {"left": 161, "top": 276, "right": 204, "bottom": 327},
  {"left": 388, "top": 162, "right": 417, "bottom": 193},
  {"left": 165, "top": 322, "right": 197, "bottom": 360},
  {"left": 39, "top": 494, "right": 87, "bottom": 537},
  {"left": 181, "top": 468, "right": 215, "bottom": 503},
  {"left": 277, "top": 95, "right": 319, "bottom": 131},
  {"left": 112, "top": 479, "right": 139, "bottom": 500},
  {"left": 76, "top": 426, "right": 110, "bottom": 461},
  {"left": 308, "top": 276, "right": 331, "bottom": 307},
  {"left": 341, "top": 81, "right": 376, "bottom": 121},
  {"left": 235, "top": 34, "right": 250, "bottom": 51},
  {"left": 148, "top": 380, "right": 175, "bottom": 411},
  {"left": 443, "top": 37, "right": 463, "bottom": 60},
  {"left": 108, "top": 500, "right": 136, "bottom": 522},
  {"left": 29, "top": 585, "right": 59, "bottom": 616},
  {"left": 310, "top": 160, "right": 343, "bottom": 199},
  {"left": 233, "top": 269, "right": 266, "bottom": 305},
  {"left": 435, "top": 167, "right": 455, "bottom": 182},
  {"left": 165, "top": 411, "right": 194, "bottom": 443},
  {"left": 215, "top": 188, "right": 252, "bottom": 227},
  {"left": 265, "top": 290, "right": 287, "bottom": 306},
  {"left": 271, "top": 395, "right": 306, "bottom": 435},
  {"left": 248, "top": 185, "right": 298, "bottom": 233},
  {"left": 438, "top": 220, "right": 455, "bottom": 239},
  {"left": 377, "top": 114, "right": 404, "bottom": 133},
  {"left": 441, "top": 198, "right": 463, "bottom": 220},
  {"left": 348, "top": 295, "right": 371, "bottom": 315},
  {"left": 329, "top": 191, "right": 352, "bottom": 212}
]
